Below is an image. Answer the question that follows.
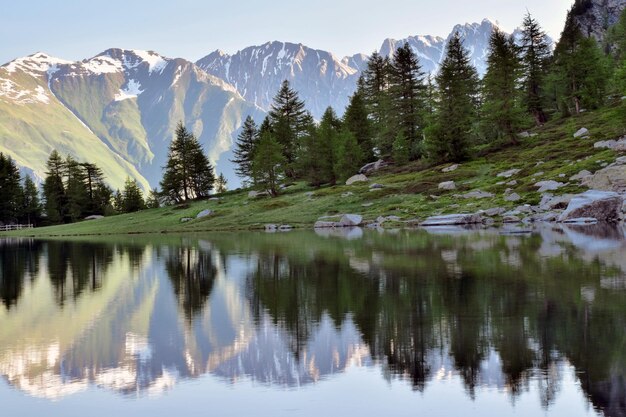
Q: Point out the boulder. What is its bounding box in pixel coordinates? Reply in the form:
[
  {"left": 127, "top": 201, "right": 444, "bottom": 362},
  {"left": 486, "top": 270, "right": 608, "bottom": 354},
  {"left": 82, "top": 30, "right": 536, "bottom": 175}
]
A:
[
  {"left": 506, "top": 180, "right": 518, "bottom": 186},
  {"left": 569, "top": 170, "right": 592, "bottom": 181},
  {"left": 503, "top": 215, "right": 521, "bottom": 223},
  {"left": 582, "top": 165, "right": 626, "bottom": 192},
  {"left": 196, "top": 209, "right": 212, "bottom": 219},
  {"left": 504, "top": 192, "right": 521, "bottom": 202},
  {"left": 539, "top": 194, "right": 572, "bottom": 211},
  {"left": 594, "top": 137, "right": 626, "bottom": 151},
  {"left": 484, "top": 207, "right": 506, "bottom": 217},
  {"left": 421, "top": 213, "right": 483, "bottom": 226},
  {"left": 497, "top": 168, "right": 521, "bottom": 178},
  {"left": 438, "top": 181, "right": 456, "bottom": 190},
  {"left": 460, "top": 190, "right": 494, "bottom": 199},
  {"left": 180, "top": 217, "right": 193, "bottom": 223},
  {"left": 558, "top": 190, "right": 623, "bottom": 223},
  {"left": 314, "top": 221, "right": 338, "bottom": 229},
  {"left": 369, "top": 183, "right": 385, "bottom": 189},
  {"left": 441, "top": 164, "right": 459, "bottom": 173},
  {"left": 359, "top": 160, "right": 388, "bottom": 175},
  {"left": 346, "top": 174, "right": 368, "bottom": 185},
  {"left": 573, "top": 127, "right": 589, "bottom": 138},
  {"left": 84, "top": 215, "right": 104, "bottom": 220},
  {"left": 535, "top": 180, "right": 566, "bottom": 192},
  {"left": 248, "top": 190, "right": 268, "bottom": 198},
  {"left": 339, "top": 214, "right": 363, "bottom": 227}
]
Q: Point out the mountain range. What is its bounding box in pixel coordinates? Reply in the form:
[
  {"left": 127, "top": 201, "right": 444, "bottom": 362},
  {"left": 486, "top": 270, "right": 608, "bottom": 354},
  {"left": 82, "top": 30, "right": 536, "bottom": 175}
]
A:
[{"left": 0, "top": 5, "right": 620, "bottom": 189}]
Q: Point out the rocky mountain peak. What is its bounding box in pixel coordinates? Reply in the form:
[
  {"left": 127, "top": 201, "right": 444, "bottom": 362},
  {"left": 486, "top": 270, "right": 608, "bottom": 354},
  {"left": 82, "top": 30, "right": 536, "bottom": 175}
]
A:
[{"left": 571, "top": 0, "right": 626, "bottom": 41}]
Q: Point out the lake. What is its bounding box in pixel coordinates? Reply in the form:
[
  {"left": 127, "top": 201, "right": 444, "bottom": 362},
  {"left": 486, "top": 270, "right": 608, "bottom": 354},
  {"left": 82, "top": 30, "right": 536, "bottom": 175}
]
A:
[{"left": 1, "top": 224, "right": 625, "bottom": 417}]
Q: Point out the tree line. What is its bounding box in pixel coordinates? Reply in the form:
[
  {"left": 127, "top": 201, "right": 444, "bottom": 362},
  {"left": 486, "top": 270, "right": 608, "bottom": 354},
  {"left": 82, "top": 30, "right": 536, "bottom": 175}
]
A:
[{"left": 232, "top": 7, "right": 626, "bottom": 195}]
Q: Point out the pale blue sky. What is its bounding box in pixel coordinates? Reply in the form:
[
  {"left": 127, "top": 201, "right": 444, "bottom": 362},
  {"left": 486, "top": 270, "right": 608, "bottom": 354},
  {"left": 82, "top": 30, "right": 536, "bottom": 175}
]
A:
[{"left": 1, "top": 0, "right": 573, "bottom": 64}]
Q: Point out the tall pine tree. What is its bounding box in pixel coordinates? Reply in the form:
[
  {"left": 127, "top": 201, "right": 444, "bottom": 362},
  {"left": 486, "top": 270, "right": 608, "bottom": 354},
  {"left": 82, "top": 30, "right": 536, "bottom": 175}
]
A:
[
  {"left": 481, "top": 28, "right": 526, "bottom": 145},
  {"left": 251, "top": 132, "right": 285, "bottom": 197},
  {"left": 520, "top": 12, "right": 552, "bottom": 125},
  {"left": 362, "top": 52, "right": 393, "bottom": 156},
  {"left": 231, "top": 115, "right": 259, "bottom": 181},
  {"left": 427, "top": 32, "right": 480, "bottom": 163},
  {"left": 343, "top": 79, "right": 375, "bottom": 163},
  {"left": 0, "top": 153, "right": 23, "bottom": 224},
  {"left": 21, "top": 175, "right": 41, "bottom": 225},
  {"left": 43, "top": 150, "right": 67, "bottom": 224},
  {"left": 389, "top": 43, "right": 426, "bottom": 158}
]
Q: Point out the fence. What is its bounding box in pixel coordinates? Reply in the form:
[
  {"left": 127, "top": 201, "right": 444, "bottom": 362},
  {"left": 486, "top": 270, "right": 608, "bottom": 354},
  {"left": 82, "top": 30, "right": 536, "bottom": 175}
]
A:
[{"left": 0, "top": 224, "right": 34, "bottom": 232}]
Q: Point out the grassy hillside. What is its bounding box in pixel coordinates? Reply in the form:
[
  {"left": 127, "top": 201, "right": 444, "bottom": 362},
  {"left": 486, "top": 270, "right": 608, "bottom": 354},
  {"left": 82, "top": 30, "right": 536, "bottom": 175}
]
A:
[{"left": 5, "top": 105, "right": 626, "bottom": 237}]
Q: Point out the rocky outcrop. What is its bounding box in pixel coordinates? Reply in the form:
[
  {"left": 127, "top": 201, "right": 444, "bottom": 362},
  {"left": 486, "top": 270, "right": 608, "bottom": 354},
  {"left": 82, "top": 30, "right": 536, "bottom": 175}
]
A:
[
  {"left": 421, "top": 213, "right": 483, "bottom": 226},
  {"left": 314, "top": 214, "right": 363, "bottom": 228},
  {"left": 594, "top": 137, "right": 626, "bottom": 151},
  {"left": 571, "top": 0, "right": 626, "bottom": 43},
  {"left": 558, "top": 190, "right": 624, "bottom": 223},
  {"left": 359, "top": 160, "right": 388, "bottom": 175},
  {"left": 346, "top": 174, "right": 368, "bottom": 185},
  {"left": 582, "top": 160, "right": 626, "bottom": 192}
]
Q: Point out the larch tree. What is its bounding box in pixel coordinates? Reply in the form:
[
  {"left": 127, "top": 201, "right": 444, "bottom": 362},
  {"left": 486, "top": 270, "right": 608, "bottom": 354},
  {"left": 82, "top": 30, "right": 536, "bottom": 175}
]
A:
[
  {"left": 427, "top": 32, "right": 480, "bottom": 163},
  {"left": 481, "top": 28, "right": 527, "bottom": 145}
]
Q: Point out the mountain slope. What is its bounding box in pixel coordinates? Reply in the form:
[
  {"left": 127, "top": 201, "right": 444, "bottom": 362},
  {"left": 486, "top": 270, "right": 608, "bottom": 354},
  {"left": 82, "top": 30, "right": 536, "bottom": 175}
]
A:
[
  {"left": 570, "top": 0, "right": 626, "bottom": 41},
  {"left": 0, "top": 50, "right": 264, "bottom": 189}
]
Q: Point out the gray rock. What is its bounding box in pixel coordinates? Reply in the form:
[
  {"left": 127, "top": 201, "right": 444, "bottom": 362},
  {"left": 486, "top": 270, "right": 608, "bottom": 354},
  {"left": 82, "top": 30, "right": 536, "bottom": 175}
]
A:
[
  {"left": 569, "top": 170, "right": 592, "bottom": 181},
  {"left": 305, "top": 191, "right": 315, "bottom": 198},
  {"left": 180, "top": 217, "right": 193, "bottom": 223},
  {"left": 196, "top": 209, "right": 213, "bottom": 219},
  {"left": 484, "top": 207, "right": 506, "bottom": 217},
  {"left": 438, "top": 181, "right": 456, "bottom": 190},
  {"left": 594, "top": 137, "right": 626, "bottom": 151},
  {"left": 573, "top": 127, "right": 589, "bottom": 138},
  {"left": 615, "top": 156, "right": 626, "bottom": 165},
  {"left": 502, "top": 215, "right": 521, "bottom": 223},
  {"left": 460, "top": 190, "right": 494, "bottom": 199},
  {"left": 441, "top": 164, "right": 459, "bottom": 173},
  {"left": 346, "top": 174, "right": 368, "bottom": 185},
  {"left": 518, "top": 131, "right": 537, "bottom": 138},
  {"left": 359, "top": 159, "right": 388, "bottom": 175},
  {"left": 497, "top": 168, "right": 521, "bottom": 178},
  {"left": 341, "top": 192, "right": 354, "bottom": 198},
  {"left": 265, "top": 224, "right": 278, "bottom": 231},
  {"left": 539, "top": 194, "right": 572, "bottom": 211},
  {"left": 248, "top": 190, "right": 268, "bottom": 198},
  {"left": 340, "top": 214, "right": 363, "bottom": 227},
  {"left": 535, "top": 180, "right": 566, "bottom": 193},
  {"left": 506, "top": 180, "right": 518, "bottom": 186},
  {"left": 314, "top": 221, "right": 338, "bottom": 229},
  {"left": 558, "top": 190, "right": 623, "bottom": 223},
  {"left": 421, "top": 213, "right": 483, "bottom": 226},
  {"left": 84, "top": 215, "right": 104, "bottom": 220},
  {"left": 532, "top": 171, "right": 545, "bottom": 178},
  {"left": 369, "top": 183, "right": 385, "bottom": 189},
  {"left": 582, "top": 165, "right": 626, "bottom": 192},
  {"left": 504, "top": 192, "right": 521, "bottom": 202}
]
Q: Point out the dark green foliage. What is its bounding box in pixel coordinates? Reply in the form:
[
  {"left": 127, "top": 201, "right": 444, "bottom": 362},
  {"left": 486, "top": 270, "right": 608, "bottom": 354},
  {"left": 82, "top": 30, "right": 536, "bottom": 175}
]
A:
[
  {"left": 334, "top": 129, "right": 363, "bottom": 182},
  {"left": 215, "top": 173, "right": 228, "bottom": 193},
  {"left": 231, "top": 116, "right": 259, "bottom": 180},
  {"left": 343, "top": 81, "right": 375, "bottom": 163},
  {"left": 549, "top": 10, "right": 609, "bottom": 115},
  {"left": 0, "top": 153, "right": 23, "bottom": 224},
  {"left": 267, "top": 80, "right": 309, "bottom": 177},
  {"left": 427, "top": 32, "right": 480, "bottom": 163},
  {"left": 481, "top": 28, "right": 527, "bottom": 145},
  {"left": 64, "top": 155, "right": 89, "bottom": 222},
  {"left": 392, "top": 131, "right": 410, "bottom": 165},
  {"left": 20, "top": 176, "right": 41, "bottom": 225},
  {"left": 113, "top": 189, "right": 123, "bottom": 213},
  {"left": 145, "top": 188, "right": 161, "bottom": 209},
  {"left": 520, "top": 12, "right": 552, "bottom": 125},
  {"left": 362, "top": 52, "right": 394, "bottom": 155},
  {"left": 251, "top": 133, "right": 285, "bottom": 197},
  {"left": 389, "top": 43, "right": 426, "bottom": 158},
  {"left": 121, "top": 177, "right": 145, "bottom": 213},
  {"left": 161, "top": 122, "right": 215, "bottom": 203},
  {"left": 307, "top": 107, "right": 342, "bottom": 186},
  {"left": 43, "top": 150, "right": 66, "bottom": 224}
]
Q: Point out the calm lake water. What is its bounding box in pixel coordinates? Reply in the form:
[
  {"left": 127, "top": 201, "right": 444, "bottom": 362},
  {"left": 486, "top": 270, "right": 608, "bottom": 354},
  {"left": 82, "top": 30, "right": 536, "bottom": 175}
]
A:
[{"left": 1, "top": 224, "right": 625, "bottom": 417}]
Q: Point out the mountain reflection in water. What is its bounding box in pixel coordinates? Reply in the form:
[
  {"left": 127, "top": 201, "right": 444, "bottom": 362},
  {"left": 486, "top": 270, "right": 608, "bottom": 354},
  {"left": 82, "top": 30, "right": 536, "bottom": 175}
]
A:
[{"left": 0, "top": 224, "right": 625, "bottom": 416}]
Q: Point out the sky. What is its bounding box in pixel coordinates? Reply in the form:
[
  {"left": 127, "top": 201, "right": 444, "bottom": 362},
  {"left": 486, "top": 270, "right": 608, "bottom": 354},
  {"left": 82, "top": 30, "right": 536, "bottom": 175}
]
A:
[{"left": 0, "top": 0, "right": 573, "bottom": 64}]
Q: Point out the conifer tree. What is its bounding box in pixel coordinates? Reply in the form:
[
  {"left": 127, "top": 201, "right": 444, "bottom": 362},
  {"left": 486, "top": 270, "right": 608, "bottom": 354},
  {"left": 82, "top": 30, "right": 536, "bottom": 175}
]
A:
[
  {"left": 161, "top": 122, "right": 215, "bottom": 203},
  {"left": 215, "top": 173, "right": 228, "bottom": 193},
  {"left": 520, "top": 13, "right": 552, "bottom": 125},
  {"left": 64, "top": 155, "right": 88, "bottom": 222},
  {"left": 334, "top": 129, "right": 363, "bottom": 182},
  {"left": 343, "top": 79, "right": 375, "bottom": 163},
  {"left": 231, "top": 116, "right": 259, "bottom": 180},
  {"left": 427, "top": 33, "right": 480, "bottom": 163},
  {"left": 0, "top": 153, "right": 23, "bottom": 224},
  {"left": 549, "top": 10, "right": 609, "bottom": 115},
  {"left": 481, "top": 28, "right": 527, "bottom": 145},
  {"left": 389, "top": 43, "right": 426, "bottom": 158},
  {"left": 304, "top": 107, "right": 341, "bottom": 186},
  {"left": 392, "top": 131, "right": 410, "bottom": 165},
  {"left": 122, "top": 177, "right": 145, "bottom": 213},
  {"left": 113, "top": 190, "right": 123, "bottom": 213},
  {"left": 145, "top": 188, "right": 161, "bottom": 209},
  {"left": 362, "top": 52, "right": 394, "bottom": 156},
  {"left": 251, "top": 132, "right": 284, "bottom": 197},
  {"left": 268, "top": 80, "right": 308, "bottom": 177},
  {"left": 43, "top": 150, "right": 67, "bottom": 224},
  {"left": 21, "top": 175, "right": 41, "bottom": 225}
]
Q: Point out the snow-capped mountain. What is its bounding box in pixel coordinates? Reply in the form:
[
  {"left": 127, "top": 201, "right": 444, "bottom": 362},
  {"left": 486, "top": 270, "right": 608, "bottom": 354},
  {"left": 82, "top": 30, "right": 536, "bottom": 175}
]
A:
[
  {"left": 196, "top": 41, "right": 360, "bottom": 120},
  {"left": 0, "top": 49, "right": 262, "bottom": 189},
  {"left": 197, "top": 20, "right": 524, "bottom": 119}
]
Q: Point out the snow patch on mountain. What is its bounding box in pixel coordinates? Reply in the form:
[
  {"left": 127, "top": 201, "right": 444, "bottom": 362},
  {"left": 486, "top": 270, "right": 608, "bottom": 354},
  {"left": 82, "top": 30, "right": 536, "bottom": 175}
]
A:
[
  {"left": 0, "top": 78, "right": 50, "bottom": 105},
  {"left": 2, "top": 52, "right": 73, "bottom": 77},
  {"left": 114, "top": 79, "right": 143, "bottom": 101},
  {"left": 130, "top": 50, "right": 168, "bottom": 73},
  {"left": 82, "top": 55, "right": 124, "bottom": 75}
]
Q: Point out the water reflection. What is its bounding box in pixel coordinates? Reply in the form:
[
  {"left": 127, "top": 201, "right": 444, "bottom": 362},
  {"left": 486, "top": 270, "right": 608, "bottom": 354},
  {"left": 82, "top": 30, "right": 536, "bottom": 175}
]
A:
[{"left": 0, "top": 224, "right": 625, "bottom": 416}]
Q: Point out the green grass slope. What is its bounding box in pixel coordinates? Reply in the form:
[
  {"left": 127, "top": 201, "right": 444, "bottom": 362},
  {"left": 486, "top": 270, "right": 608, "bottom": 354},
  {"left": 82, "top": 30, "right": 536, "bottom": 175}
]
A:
[{"left": 6, "top": 105, "right": 626, "bottom": 237}]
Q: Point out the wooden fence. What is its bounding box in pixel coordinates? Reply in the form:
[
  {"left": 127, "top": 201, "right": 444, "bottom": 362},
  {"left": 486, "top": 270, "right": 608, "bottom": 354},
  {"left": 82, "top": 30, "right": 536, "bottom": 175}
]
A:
[{"left": 0, "top": 224, "right": 34, "bottom": 232}]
